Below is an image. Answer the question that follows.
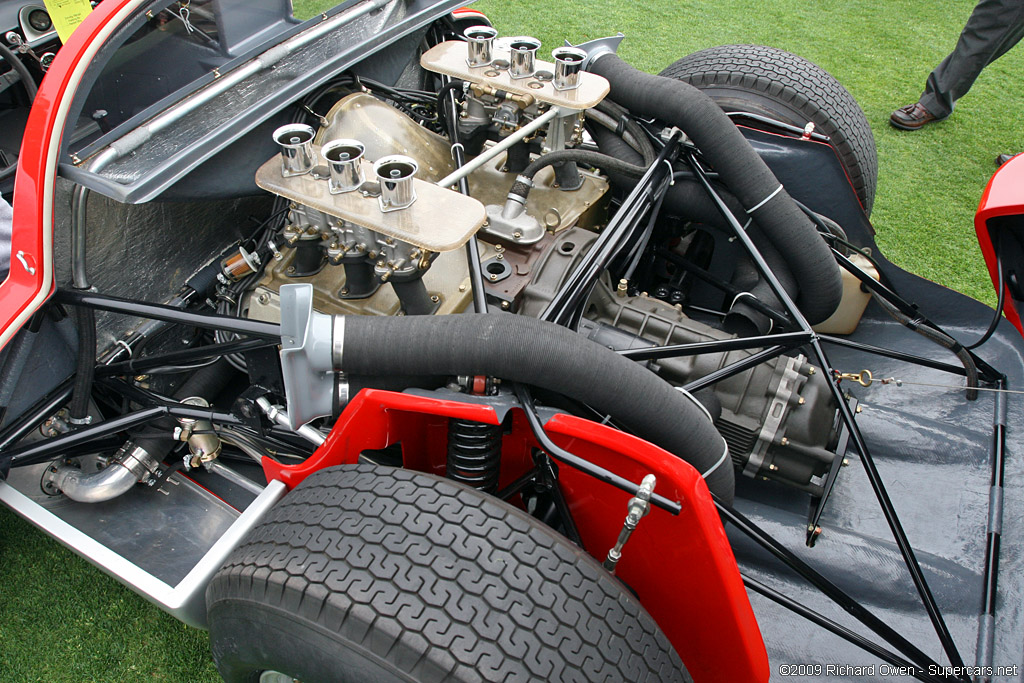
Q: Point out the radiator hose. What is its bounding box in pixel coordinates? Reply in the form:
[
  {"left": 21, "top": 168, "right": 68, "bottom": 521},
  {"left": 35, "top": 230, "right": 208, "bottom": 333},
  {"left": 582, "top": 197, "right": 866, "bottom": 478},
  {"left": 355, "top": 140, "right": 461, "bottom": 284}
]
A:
[
  {"left": 336, "top": 312, "right": 735, "bottom": 502},
  {"left": 48, "top": 361, "right": 236, "bottom": 503},
  {"left": 588, "top": 54, "right": 843, "bottom": 325}
]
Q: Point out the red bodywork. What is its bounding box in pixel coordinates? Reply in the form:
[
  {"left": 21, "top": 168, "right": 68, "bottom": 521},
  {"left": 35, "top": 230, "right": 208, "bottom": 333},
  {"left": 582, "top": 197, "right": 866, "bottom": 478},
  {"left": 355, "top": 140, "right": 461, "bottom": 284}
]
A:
[
  {"left": 0, "top": 0, "right": 137, "bottom": 350},
  {"left": 975, "top": 153, "right": 1024, "bottom": 337},
  {"left": 265, "top": 388, "right": 771, "bottom": 683}
]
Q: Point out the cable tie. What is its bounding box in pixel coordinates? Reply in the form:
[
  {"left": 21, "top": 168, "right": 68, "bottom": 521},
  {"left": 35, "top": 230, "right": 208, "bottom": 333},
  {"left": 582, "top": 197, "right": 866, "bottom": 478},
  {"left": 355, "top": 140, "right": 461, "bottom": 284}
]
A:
[{"left": 746, "top": 184, "right": 783, "bottom": 213}]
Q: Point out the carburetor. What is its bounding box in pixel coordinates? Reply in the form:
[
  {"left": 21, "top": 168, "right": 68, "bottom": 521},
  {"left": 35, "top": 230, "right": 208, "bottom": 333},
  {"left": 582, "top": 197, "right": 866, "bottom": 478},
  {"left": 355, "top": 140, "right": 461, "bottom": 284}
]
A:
[{"left": 251, "top": 125, "right": 487, "bottom": 317}]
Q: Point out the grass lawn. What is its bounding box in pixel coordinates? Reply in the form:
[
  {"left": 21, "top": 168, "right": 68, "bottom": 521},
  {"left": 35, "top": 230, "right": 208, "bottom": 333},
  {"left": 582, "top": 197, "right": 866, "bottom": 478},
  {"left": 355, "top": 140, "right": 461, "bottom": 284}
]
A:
[{"left": 2, "top": 0, "right": 1020, "bottom": 680}]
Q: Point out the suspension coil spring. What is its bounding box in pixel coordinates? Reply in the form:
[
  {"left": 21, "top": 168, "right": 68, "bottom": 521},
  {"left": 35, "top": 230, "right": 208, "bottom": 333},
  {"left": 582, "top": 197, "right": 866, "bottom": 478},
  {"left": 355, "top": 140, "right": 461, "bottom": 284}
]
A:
[{"left": 446, "top": 418, "right": 502, "bottom": 493}]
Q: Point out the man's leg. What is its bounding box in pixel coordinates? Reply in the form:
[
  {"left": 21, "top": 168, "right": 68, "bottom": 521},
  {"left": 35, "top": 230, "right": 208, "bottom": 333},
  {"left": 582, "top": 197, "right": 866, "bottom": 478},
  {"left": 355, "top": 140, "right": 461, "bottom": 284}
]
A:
[{"left": 919, "top": 0, "right": 1024, "bottom": 118}]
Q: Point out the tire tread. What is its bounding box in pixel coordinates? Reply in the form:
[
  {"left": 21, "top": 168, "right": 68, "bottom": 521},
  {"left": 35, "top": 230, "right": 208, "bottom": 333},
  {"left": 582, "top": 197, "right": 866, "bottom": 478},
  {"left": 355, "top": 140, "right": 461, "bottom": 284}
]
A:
[{"left": 207, "top": 465, "right": 690, "bottom": 683}]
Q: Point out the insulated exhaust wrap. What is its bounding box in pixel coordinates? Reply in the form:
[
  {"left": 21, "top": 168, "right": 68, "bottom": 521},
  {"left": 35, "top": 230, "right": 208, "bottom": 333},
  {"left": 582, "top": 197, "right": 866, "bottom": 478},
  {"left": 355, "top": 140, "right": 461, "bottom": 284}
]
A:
[
  {"left": 589, "top": 54, "right": 843, "bottom": 324},
  {"left": 339, "top": 312, "right": 735, "bottom": 503}
]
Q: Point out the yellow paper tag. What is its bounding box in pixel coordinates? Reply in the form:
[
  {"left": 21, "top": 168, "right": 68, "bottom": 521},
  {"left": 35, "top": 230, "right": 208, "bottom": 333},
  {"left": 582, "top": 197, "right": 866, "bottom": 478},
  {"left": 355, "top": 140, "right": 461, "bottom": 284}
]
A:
[{"left": 43, "top": 0, "right": 94, "bottom": 44}]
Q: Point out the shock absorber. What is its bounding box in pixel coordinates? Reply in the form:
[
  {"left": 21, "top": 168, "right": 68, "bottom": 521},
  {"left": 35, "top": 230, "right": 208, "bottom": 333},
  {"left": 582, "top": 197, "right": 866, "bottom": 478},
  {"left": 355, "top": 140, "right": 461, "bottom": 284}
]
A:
[{"left": 446, "top": 418, "right": 502, "bottom": 493}]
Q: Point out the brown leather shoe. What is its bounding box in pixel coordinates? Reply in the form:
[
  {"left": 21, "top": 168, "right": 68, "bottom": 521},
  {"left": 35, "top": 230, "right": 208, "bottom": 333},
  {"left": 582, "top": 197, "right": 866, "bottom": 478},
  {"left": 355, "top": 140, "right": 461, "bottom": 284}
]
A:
[{"left": 889, "top": 102, "right": 942, "bottom": 130}]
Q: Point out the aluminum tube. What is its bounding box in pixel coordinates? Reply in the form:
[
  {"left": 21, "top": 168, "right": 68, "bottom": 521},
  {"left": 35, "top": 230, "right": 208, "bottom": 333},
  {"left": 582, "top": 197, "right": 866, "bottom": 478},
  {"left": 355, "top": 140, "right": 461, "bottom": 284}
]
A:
[
  {"left": 50, "top": 462, "right": 138, "bottom": 503},
  {"left": 255, "top": 397, "right": 326, "bottom": 446},
  {"left": 70, "top": 148, "right": 117, "bottom": 290},
  {"left": 206, "top": 461, "right": 265, "bottom": 496},
  {"left": 435, "top": 107, "right": 559, "bottom": 189}
]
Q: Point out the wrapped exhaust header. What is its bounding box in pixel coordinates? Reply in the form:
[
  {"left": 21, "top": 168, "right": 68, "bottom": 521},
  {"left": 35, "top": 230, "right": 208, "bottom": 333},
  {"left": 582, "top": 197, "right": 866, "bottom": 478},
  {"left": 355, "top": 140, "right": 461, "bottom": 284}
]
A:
[
  {"left": 278, "top": 284, "right": 736, "bottom": 502},
  {"left": 586, "top": 52, "right": 844, "bottom": 325}
]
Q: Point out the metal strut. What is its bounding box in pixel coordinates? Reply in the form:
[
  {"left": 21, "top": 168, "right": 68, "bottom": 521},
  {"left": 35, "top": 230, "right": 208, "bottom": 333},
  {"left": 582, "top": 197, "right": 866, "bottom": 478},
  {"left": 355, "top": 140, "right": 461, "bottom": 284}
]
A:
[{"left": 687, "top": 152, "right": 968, "bottom": 675}]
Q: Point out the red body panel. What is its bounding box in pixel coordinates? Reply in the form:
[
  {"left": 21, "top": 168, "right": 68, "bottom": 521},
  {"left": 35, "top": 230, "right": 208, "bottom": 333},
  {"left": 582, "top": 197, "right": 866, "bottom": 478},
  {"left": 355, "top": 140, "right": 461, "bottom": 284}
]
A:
[
  {"left": 975, "top": 153, "right": 1024, "bottom": 337},
  {"left": 0, "top": 0, "right": 137, "bottom": 350},
  {"left": 265, "top": 388, "right": 770, "bottom": 683}
]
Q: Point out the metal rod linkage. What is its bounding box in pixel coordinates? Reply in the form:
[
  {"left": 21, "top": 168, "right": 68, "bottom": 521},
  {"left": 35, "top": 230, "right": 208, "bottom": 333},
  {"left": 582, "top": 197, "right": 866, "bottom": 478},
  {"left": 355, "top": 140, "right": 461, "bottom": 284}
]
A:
[
  {"left": 439, "top": 74, "right": 488, "bottom": 315},
  {"left": 513, "top": 384, "right": 681, "bottom": 515},
  {"left": 435, "top": 107, "right": 559, "bottom": 189}
]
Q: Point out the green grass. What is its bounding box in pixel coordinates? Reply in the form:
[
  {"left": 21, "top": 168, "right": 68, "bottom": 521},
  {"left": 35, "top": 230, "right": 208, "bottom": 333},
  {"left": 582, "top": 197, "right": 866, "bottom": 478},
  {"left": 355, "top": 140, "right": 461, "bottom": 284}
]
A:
[
  {"left": 2, "top": 0, "right": 1020, "bottom": 680},
  {"left": 472, "top": 0, "right": 1023, "bottom": 305}
]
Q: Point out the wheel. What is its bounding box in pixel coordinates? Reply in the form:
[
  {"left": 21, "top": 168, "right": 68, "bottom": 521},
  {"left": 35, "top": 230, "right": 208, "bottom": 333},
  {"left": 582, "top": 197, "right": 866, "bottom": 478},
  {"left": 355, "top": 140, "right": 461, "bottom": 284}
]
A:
[
  {"left": 661, "top": 44, "right": 878, "bottom": 214},
  {"left": 206, "top": 464, "right": 691, "bottom": 683}
]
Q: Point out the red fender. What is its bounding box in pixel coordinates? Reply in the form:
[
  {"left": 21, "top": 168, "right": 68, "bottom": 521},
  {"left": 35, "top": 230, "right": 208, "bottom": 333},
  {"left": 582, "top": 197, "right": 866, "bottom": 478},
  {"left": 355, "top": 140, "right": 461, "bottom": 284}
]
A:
[{"left": 264, "top": 388, "right": 770, "bottom": 683}]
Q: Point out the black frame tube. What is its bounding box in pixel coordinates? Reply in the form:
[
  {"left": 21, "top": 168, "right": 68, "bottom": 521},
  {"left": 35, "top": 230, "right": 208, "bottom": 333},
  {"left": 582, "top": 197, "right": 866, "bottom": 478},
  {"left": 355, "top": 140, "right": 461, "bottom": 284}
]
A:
[
  {"left": 54, "top": 289, "right": 281, "bottom": 339},
  {"left": 541, "top": 134, "right": 679, "bottom": 327},
  {"left": 96, "top": 338, "right": 277, "bottom": 377},
  {"left": 742, "top": 575, "right": 947, "bottom": 683},
  {"left": 617, "top": 331, "right": 810, "bottom": 361},
  {"left": 819, "top": 334, "right": 968, "bottom": 377},
  {"left": 682, "top": 344, "right": 796, "bottom": 393},
  {"left": 831, "top": 249, "right": 999, "bottom": 383},
  {"left": 718, "top": 499, "right": 957, "bottom": 678},
  {"left": 0, "top": 377, "right": 75, "bottom": 452},
  {"left": 688, "top": 153, "right": 968, "bottom": 674}
]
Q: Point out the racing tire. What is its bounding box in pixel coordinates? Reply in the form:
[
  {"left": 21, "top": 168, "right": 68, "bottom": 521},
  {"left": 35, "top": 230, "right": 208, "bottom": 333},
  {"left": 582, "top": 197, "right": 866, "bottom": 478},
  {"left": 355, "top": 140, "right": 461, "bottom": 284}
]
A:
[
  {"left": 660, "top": 44, "right": 878, "bottom": 214},
  {"left": 206, "top": 464, "right": 691, "bottom": 683}
]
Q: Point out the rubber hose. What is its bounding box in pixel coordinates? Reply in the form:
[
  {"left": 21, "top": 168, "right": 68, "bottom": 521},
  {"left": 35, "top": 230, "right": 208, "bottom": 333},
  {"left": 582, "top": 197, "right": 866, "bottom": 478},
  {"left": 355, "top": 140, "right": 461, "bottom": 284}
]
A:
[
  {"left": 724, "top": 231, "right": 798, "bottom": 336},
  {"left": 591, "top": 125, "right": 751, "bottom": 226},
  {"left": 339, "top": 312, "right": 735, "bottom": 502},
  {"left": 591, "top": 125, "right": 796, "bottom": 334},
  {"left": 586, "top": 109, "right": 656, "bottom": 166},
  {"left": 68, "top": 307, "right": 96, "bottom": 421},
  {"left": 594, "top": 99, "right": 657, "bottom": 165},
  {"left": 590, "top": 54, "right": 842, "bottom": 324},
  {"left": 509, "top": 149, "right": 647, "bottom": 199},
  {"left": 132, "top": 359, "right": 236, "bottom": 459},
  {"left": 0, "top": 42, "right": 37, "bottom": 101}
]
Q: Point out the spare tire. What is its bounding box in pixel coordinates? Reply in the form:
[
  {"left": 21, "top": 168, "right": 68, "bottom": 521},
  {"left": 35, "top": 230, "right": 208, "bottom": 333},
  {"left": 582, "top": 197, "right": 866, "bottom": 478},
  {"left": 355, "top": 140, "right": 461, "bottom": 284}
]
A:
[
  {"left": 661, "top": 44, "right": 878, "bottom": 214},
  {"left": 207, "top": 464, "right": 691, "bottom": 682}
]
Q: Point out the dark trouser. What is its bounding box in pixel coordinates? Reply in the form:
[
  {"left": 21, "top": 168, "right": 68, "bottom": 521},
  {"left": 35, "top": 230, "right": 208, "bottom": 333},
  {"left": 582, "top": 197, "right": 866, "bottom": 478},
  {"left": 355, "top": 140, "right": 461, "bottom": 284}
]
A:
[{"left": 919, "top": 0, "right": 1024, "bottom": 118}]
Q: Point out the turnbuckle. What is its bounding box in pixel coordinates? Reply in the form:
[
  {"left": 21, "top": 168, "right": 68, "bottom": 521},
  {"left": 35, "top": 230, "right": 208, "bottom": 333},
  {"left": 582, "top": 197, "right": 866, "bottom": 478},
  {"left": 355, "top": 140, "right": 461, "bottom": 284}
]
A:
[
  {"left": 835, "top": 368, "right": 873, "bottom": 387},
  {"left": 603, "top": 474, "right": 656, "bottom": 574}
]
